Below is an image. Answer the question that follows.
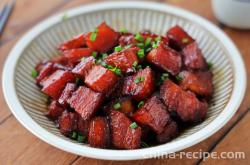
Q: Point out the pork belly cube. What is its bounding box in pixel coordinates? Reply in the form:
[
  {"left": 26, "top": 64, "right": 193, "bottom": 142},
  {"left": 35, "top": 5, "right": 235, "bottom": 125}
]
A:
[
  {"left": 58, "top": 33, "right": 86, "bottom": 51},
  {"left": 45, "top": 100, "right": 64, "bottom": 120},
  {"left": 156, "top": 120, "right": 178, "bottom": 143},
  {"left": 88, "top": 117, "right": 110, "bottom": 148},
  {"left": 72, "top": 56, "right": 95, "bottom": 79},
  {"left": 77, "top": 117, "right": 90, "bottom": 137},
  {"left": 167, "top": 25, "right": 195, "bottom": 51},
  {"left": 160, "top": 80, "right": 208, "bottom": 122},
  {"left": 58, "top": 83, "right": 77, "bottom": 107},
  {"left": 86, "top": 22, "right": 119, "bottom": 53},
  {"left": 109, "top": 110, "right": 141, "bottom": 149},
  {"left": 147, "top": 43, "right": 182, "bottom": 75},
  {"left": 41, "top": 70, "right": 75, "bottom": 99},
  {"left": 58, "top": 111, "right": 78, "bottom": 136},
  {"left": 68, "top": 86, "right": 104, "bottom": 120},
  {"left": 179, "top": 71, "right": 213, "bottom": 97},
  {"left": 119, "top": 33, "right": 137, "bottom": 47},
  {"left": 84, "top": 65, "right": 118, "bottom": 93},
  {"left": 36, "top": 62, "right": 54, "bottom": 84},
  {"left": 104, "top": 48, "right": 139, "bottom": 73},
  {"left": 62, "top": 48, "right": 93, "bottom": 64},
  {"left": 122, "top": 68, "right": 154, "bottom": 99},
  {"left": 133, "top": 96, "right": 170, "bottom": 134},
  {"left": 122, "top": 67, "right": 154, "bottom": 101},
  {"left": 181, "top": 42, "right": 208, "bottom": 70},
  {"left": 104, "top": 97, "right": 135, "bottom": 116}
]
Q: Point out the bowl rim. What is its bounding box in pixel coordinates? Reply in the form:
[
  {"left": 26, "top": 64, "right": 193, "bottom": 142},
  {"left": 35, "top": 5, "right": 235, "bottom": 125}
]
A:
[{"left": 2, "top": 1, "right": 247, "bottom": 160}]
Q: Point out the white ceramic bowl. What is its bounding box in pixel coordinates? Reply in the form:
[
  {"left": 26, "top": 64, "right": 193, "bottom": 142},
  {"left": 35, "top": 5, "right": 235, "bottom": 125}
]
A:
[{"left": 2, "top": 1, "right": 246, "bottom": 160}]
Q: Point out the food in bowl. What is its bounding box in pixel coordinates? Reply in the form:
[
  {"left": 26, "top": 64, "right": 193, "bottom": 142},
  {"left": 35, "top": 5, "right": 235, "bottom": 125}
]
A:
[{"left": 32, "top": 22, "right": 213, "bottom": 149}]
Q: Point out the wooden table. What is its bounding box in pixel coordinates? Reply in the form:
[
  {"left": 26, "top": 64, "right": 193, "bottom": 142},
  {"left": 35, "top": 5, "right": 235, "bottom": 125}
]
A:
[{"left": 0, "top": 0, "right": 249, "bottom": 164}]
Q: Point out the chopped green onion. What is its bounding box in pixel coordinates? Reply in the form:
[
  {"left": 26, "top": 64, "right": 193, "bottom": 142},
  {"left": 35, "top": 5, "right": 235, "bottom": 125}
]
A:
[
  {"left": 152, "top": 42, "right": 159, "bottom": 49},
  {"left": 75, "top": 77, "right": 81, "bottom": 85},
  {"left": 90, "top": 28, "right": 98, "bottom": 41},
  {"left": 114, "top": 45, "right": 123, "bottom": 52},
  {"left": 181, "top": 38, "right": 189, "bottom": 44},
  {"left": 113, "top": 102, "right": 121, "bottom": 110},
  {"left": 77, "top": 134, "right": 86, "bottom": 143},
  {"left": 154, "top": 36, "right": 161, "bottom": 42},
  {"left": 137, "top": 49, "right": 145, "bottom": 58},
  {"left": 136, "top": 43, "right": 144, "bottom": 49},
  {"left": 71, "top": 131, "right": 77, "bottom": 139},
  {"left": 101, "top": 61, "right": 108, "bottom": 68},
  {"left": 102, "top": 53, "right": 108, "bottom": 59},
  {"left": 110, "top": 66, "right": 122, "bottom": 76},
  {"left": 145, "top": 37, "right": 152, "bottom": 47},
  {"left": 135, "top": 33, "right": 144, "bottom": 42},
  {"left": 31, "top": 69, "right": 39, "bottom": 78},
  {"left": 137, "top": 65, "right": 142, "bottom": 70},
  {"left": 92, "top": 51, "right": 98, "bottom": 58},
  {"left": 138, "top": 101, "right": 145, "bottom": 108},
  {"left": 129, "top": 122, "right": 138, "bottom": 129},
  {"left": 208, "top": 62, "right": 213, "bottom": 70},
  {"left": 114, "top": 68, "right": 121, "bottom": 76},
  {"left": 107, "top": 65, "right": 113, "bottom": 69},
  {"left": 81, "top": 57, "right": 86, "bottom": 62},
  {"left": 133, "top": 61, "right": 138, "bottom": 67},
  {"left": 96, "top": 59, "right": 102, "bottom": 64},
  {"left": 161, "top": 73, "right": 169, "bottom": 82},
  {"left": 141, "top": 141, "right": 150, "bottom": 148},
  {"left": 134, "top": 76, "right": 145, "bottom": 84},
  {"left": 145, "top": 47, "right": 152, "bottom": 52},
  {"left": 120, "top": 28, "right": 128, "bottom": 33},
  {"left": 62, "top": 13, "right": 68, "bottom": 21},
  {"left": 124, "top": 44, "right": 132, "bottom": 49},
  {"left": 175, "top": 74, "right": 183, "bottom": 81}
]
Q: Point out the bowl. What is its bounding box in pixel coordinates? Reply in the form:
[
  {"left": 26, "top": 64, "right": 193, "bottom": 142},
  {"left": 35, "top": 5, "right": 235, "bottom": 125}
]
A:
[{"left": 2, "top": 1, "right": 246, "bottom": 160}]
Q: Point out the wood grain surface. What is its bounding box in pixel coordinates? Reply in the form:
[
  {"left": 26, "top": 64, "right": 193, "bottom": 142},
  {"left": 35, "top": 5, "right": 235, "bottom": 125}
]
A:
[{"left": 0, "top": 0, "right": 249, "bottom": 164}]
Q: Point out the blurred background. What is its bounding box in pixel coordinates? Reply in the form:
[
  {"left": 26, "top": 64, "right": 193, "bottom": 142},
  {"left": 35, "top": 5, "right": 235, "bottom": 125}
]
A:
[{"left": 0, "top": 0, "right": 249, "bottom": 165}]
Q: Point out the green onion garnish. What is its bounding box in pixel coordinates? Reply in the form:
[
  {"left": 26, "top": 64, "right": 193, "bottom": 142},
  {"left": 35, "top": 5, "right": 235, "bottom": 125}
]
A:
[
  {"left": 102, "top": 53, "right": 108, "bottom": 59},
  {"left": 120, "top": 28, "right": 128, "bottom": 33},
  {"left": 137, "top": 65, "right": 142, "bottom": 70},
  {"left": 75, "top": 77, "right": 81, "bottom": 85},
  {"left": 181, "top": 38, "right": 189, "bottom": 44},
  {"left": 152, "top": 42, "right": 159, "bottom": 49},
  {"left": 62, "top": 13, "right": 68, "bottom": 21},
  {"left": 136, "top": 43, "right": 144, "bottom": 49},
  {"left": 141, "top": 141, "right": 150, "bottom": 148},
  {"left": 137, "top": 49, "right": 145, "bottom": 58},
  {"left": 110, "top": 66, "right": 122, "bottom": 76},
  {"left": 71, "top": 131, "right": 77, "bottom": 139},
  {"left": 101, "top": 61, "right": 108, "bottom": 68},
  {"left": 145, "top": 37, "right": 152, "bottom": 47},
  {"left": 135, "top": 33, "right": 144, "bottom": 42},
  {"left": 208, "top": 62, "right": 213, "bottom": 70},
  {"left": 113, "top": 102, "right": 121, "bottom": 110},
  {"left": 91, "top": 51, "right": 98, "bottom": 58},
  {"left": 133, "top": 61, "right": 138, "bottom": 67},
  {"left": 134, "top": 76, "right": 145, "bottom": 84},
  {"left": 138, "top": 101, "right": 145, "bottom": 108},
  {"left": 114, "top": 45, "right": 122, "bottom": 52},
  {"left": 154, "top": 36, "right": 161, "bottom": 42},
  {"left": 31, "top": 69, "right": 39, "bottom": 78},
  {"left": 90, "top": 28, "right": 98, "bottom": 41},
  {"left": 161, "top": 73, "right": 169, "bottom": 82},
  {"left": 175, "top": 74, "right": 183, "bottom": 81},
  {"left": 124, "top": 44, "right": 132, "bottom": 49},
  {"left": 129, "top": 122, "right": 138, "bottom": 129},
  {"left": 77, "top": 134, "right": 86, "bottom": 143}
]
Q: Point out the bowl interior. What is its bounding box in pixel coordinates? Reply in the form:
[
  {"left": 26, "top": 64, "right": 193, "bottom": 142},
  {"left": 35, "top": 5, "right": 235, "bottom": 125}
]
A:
[{"left": 14, "top": 7, "right": 233, "bottom": 146}]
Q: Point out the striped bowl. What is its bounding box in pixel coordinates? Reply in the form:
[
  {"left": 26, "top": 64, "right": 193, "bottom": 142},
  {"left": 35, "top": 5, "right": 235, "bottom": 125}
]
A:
[{"left": 2, "top": 1, "right": 246, "bottom": 160}]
